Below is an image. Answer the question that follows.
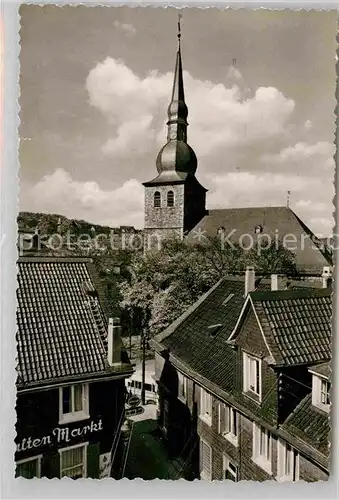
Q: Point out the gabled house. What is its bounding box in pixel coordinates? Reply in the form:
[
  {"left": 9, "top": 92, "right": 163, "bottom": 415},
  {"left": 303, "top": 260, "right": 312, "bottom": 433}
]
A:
[
  {"left": 151, "top": 268, "right": 331, "bottom": 482},
  {"left": 15, "top": 256, "right": 133, "bottom": 479}
]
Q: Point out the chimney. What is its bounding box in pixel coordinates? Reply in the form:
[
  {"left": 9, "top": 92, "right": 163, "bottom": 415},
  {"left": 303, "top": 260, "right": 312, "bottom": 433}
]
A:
[
  {"left": 245, "top": 266, "right": 255, "bottom": 296},
  {"left": 271, "top": 274, "right": 288, "bottom": 291},
  {"left": 322, "top": 266, "right": 332, "bottom": 289},
  {"left": 107, "top": 317, "right": 122, "bottom": 366}
]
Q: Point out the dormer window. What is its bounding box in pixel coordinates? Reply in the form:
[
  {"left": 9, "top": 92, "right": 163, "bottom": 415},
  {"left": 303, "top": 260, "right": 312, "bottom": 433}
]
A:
[
  {"left": 154, "top": 191, "right": 161, "bottom": 208},
  {"left": 311, "top": 374, "right": 330, "bottom": 413},
  {"left": 167, "top": 190, "right": 174, "bottom": 207}
]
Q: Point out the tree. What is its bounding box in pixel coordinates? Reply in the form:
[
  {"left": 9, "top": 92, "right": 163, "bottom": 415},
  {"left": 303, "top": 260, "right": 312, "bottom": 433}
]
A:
[
  {"left": 246, "top": 238, "right": 298, "bottom": 275},
  {"left": 118, "top": 234, "right": 298, "bottom": 339}
]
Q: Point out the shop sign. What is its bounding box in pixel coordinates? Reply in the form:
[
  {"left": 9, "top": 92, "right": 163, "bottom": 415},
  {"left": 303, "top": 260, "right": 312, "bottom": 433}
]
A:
[
  {"left": 125, "top": 406, "right": 144, "bottom": 417},
  {"left": 16, "top": 418, "right": 103, "bottom": 452}
]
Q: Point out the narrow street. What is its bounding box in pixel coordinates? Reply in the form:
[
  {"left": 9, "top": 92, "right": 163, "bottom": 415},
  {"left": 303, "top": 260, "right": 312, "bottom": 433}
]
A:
[{"left": 121, "top": 405, "right": 187, "bottom": 480}]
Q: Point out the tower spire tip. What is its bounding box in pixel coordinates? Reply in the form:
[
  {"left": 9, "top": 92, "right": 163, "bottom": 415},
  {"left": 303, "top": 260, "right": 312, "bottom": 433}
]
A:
[{"left": 177, "top": 12, "right": 182, "bottom": 46}]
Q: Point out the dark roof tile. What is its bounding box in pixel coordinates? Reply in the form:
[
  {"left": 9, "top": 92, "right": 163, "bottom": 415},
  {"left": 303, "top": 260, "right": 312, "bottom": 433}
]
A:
[
  {"left": 281, "top": 393, "right": 330, "bottom": 457},
  {"left": 251, "top": 288, "right": 332, "bottom": 366},
  {"left": 16, "top": 257, "right": 128, "bottom": 388}
]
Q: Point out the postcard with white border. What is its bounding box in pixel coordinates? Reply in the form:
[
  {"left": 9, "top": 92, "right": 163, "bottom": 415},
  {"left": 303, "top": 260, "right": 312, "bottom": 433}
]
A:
[{"left": 16, "top": 5, "right": 335, "bottom": 483}]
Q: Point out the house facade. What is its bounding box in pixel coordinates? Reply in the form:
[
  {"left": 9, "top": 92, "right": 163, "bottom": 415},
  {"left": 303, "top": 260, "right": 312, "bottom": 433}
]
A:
[
  {"left": 15, "top": 256, "right": 133, "bottom": 479},
  {"left": 151, "top": 269, "right": 331, "bottom": 481}
]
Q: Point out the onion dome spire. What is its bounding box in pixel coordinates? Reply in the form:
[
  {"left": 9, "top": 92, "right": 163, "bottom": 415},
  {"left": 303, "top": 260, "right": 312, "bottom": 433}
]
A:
[{"left": 155, "top": 14, "right": 197, "bottom": 177}]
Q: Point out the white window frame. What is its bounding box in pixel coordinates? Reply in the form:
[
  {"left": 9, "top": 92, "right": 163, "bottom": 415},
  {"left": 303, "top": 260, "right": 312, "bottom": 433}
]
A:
[
  {"left": 311, "top": 375, "right": 330, "bottom": 413},
  {"left": 199, "top": 439, "right": 212, "bottom": 480},
  {"left": 277, "top": 440, "right": 300, "bottom": 482},
  {"left": 199, "top": 387, "right": 212, "bottom": 426},
  {"left": 59, "top": 442, "right": 88, "bottom": 479},
  {"left": 178, "top": 372, "right": 188, "bottom": 401},
  {"left": 16, "top": 454, "right": 42, "bottom": 479},
  {"left": 223, "top": 454, "right": 238, "bottom": 481},
  {"left": 252, "top": 422, "right": 272, "bottom": 474},
  {"left": 59, "top": 384, "right": 89, "bottom": 424},
  {"left": 218, "top": 402, "right": 238, "bottom": 446},
  {"left": 243, "top": 352, "right": 262, "bottom": 402}
]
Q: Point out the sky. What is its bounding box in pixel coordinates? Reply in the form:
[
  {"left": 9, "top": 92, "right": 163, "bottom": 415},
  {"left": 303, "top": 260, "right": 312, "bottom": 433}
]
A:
[{"left": 19, "top": 6, "right": 336, "bottom": 236}]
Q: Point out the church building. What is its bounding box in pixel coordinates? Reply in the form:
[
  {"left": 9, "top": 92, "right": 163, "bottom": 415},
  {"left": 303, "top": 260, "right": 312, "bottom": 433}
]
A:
[
  {"left": 142, "top": 23, "right": 332, "bottom": 275},
  {"left": 142, "top": 25, "right": 207, "bottom": 245}
]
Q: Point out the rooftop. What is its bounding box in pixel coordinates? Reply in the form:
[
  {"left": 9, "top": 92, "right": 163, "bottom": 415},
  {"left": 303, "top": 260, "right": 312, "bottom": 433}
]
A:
[
  {"left": 16, "top": 256, "right": 131, "bottom": 389},
  {"left": 281, "top": 393, "right": 330, "bottom": 458},
  {"left": 187, "top": 206, "right": 332, "bottom": 273},
  {"left": 309, "top": 361, "right": 331, "bottom": 380},
  {"left": 249, "top": 288, "right": 332, "bottom": 366}
]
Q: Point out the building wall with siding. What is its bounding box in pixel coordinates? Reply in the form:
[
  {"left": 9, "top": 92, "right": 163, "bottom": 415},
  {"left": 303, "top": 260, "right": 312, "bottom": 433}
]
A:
[
  {"left": 235, "top": 310, "right": 279, "bottom": 426},
  {"left": 154, "top": 355, "right": 328, "bottom": 482}
]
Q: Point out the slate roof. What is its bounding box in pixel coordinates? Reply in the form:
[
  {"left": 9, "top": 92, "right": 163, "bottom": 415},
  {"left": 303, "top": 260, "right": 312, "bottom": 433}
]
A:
[
  {"left": 16, "top": 256, "right": 131, "bottom": 389},
  {"left": 156, "top": 276, "right": 270, "bottom": 395},
  {"left": 309, "top": 361, "right": 331, "bottom": 380},
  {"left": 152, "top": 276, "right": 331, "bottom": 464},
  {"left": 250, "top": 288, "right": 332, "bottom": 366},
  {"left": 281, "top": 393, "right": 330, "bottom": 457},
  {"left": 187, "top": 206, "right": 331, "bottom": 273}
]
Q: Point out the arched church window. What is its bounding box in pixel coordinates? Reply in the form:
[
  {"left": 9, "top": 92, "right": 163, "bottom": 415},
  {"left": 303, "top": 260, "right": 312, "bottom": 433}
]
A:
[
  {"left": 167, "top": 191, "right": 174, "bottom": 207},
  {"left": 154, "top": 191, "right": 161, "bottom": 208}
]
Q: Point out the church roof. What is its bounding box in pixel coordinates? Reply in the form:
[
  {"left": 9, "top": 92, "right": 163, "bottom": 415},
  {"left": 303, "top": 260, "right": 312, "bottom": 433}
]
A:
[
  {"left": 142, "top": 169, "right": 189, "bottom": 187},
  {"left": 187, "top": 206, "right": 331, "bottom": 273}
]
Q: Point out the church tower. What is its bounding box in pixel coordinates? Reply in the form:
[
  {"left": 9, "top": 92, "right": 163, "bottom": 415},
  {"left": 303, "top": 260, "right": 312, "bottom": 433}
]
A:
[{"left": 143, "top": 17, "right": 207, "bottom": 248}]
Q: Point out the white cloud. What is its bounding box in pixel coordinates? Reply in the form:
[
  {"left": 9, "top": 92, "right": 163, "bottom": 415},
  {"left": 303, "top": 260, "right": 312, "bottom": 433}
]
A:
[
  {"left": 20, "top": 168, "right": 144, "bottom": 228},
  {"left": 304, "top": 119, "right": 313, "bottom": 131},
  {"left": 261, "top": 141, "right": 335, "bottom": 177},
  {"left": 23, "top": 57, "right": 333, "bottom": 234},
  {"left": 205, "top": 171, "right": 334, "bottom": 236},
  {"left": 86, "top": 57, "right": 296, "bottom": 160},
  {"left": 113, "top": 20, "right": 136, "bottom": 36}
]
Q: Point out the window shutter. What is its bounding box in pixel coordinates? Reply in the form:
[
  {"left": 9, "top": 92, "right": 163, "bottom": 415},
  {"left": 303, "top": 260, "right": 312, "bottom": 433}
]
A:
[
  {"left": 87, "top": 443, "right": 100, "bottom": 478},
  {"left": 207, "top": 393, "right": 212, "bottom": 415},
  {"left": 252, "top": 422, "right": 258, "bottom": 457},
  {"left": 311, "top": 375, "right": 319, "bottom": 406},
  {"left": 243, "top": 353, "right": 248, "bottom": 392},
  {"left": 42, "top": 453, "right": 60, "bottom": 479},
  {"left": 277, "top": 440, "right": 283, "bottom": 478},
  {"left": 200, "top": 441, "right": 211, "bottom": 478},
  {"left": 219, "top": 403, "right": 226, "bottom": 434}
]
